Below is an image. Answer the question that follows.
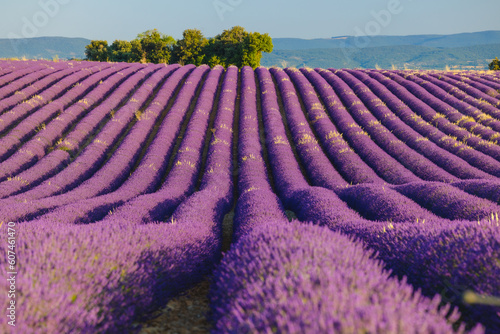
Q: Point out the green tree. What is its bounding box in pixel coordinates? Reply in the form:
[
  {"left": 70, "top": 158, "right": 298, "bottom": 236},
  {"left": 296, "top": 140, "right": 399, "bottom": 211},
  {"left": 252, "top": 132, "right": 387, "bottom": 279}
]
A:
[
  {"left": 204, "top": 26, "right": 273, "bottom": 68},
  {"left": 84, "top": 40, "right": 109, "bottom": 62},
  {"left": 109, "top": 40, "right": 132, "bottom": 63},
  {"left": 489, "top": 57, "right": 500, "bottom": 71},
  {"left": 172, "top": 29, "right": 208, "bottom": 66},
  {"left": 204, "top": 39, "right": 226, "bottom": 67},
  {"left": 132, "top": 29, "right": 175, "bottom": 64},
  {"left": 207, "top": 54, "right": 225, "bottom": 68},
  {"left": 242, "top": 32, "right": 273, "bottom": 69},
  {"left": 129, "top": 39, "right": 145, "bottom": 63},
  {"left": 206, "top": 26, "right": 246, "bottom": 67}
]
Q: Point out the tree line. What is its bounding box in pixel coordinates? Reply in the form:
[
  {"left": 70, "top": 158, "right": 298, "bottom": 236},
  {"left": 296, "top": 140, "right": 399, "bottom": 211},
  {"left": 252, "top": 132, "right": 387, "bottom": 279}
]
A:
[{"left": 85, "top": 26, "right": 273, "bottom": 69}]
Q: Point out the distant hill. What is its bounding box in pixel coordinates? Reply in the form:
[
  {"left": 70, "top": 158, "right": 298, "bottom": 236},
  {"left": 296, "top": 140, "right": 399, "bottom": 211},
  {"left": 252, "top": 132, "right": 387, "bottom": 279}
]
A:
[
  {"left": 262, "top": 43, "right": 500, "bottom": 70},
  {"left": 263, "top": 31, "right": 500, "bottom": 70},
  {"left": 0, "top": 37, "right": 90, "bottom": 59},
  {"left": 264, "top": 31, "right": 500, "bottom": 70},
  {"left": 272, "top": 30, "right": 500, "bottom": 50},
  {"left": 1, "top": 31, "right": 499, "bottom": 70}
]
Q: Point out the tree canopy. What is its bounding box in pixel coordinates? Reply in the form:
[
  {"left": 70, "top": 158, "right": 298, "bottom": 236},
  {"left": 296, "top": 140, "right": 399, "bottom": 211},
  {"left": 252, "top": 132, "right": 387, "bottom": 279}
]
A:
[
  {"left": 85, "top": 26, "right": 273, "bottom": 68},
  {"left": 489, "top": 57, "right": 500, "bottom": 71},
  {"left": 204, "top": 26, "right": 273, "bottom": 68},
  {"left": 133, "top": 29, "right": 175, "bottom": 64},
  {"left": 109, "top": 40, "right": 132, "bottom": 63},
  {"left": 84, "top": 40, "right": 109, "bottom": 62},
  {"left": 171, "top": 29, "right": 208, "bottom": 66}
]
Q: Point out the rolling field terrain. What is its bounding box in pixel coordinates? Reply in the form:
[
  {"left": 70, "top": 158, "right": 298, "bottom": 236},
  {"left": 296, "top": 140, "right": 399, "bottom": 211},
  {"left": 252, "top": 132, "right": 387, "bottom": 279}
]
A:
[{"left": 0, "top": 59, "right": 499, "bottom": 333}]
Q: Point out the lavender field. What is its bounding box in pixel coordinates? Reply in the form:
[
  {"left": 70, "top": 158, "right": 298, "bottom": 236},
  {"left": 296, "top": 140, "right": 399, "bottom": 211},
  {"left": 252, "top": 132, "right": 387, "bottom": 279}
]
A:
[{"left": 0, "top": 59, "right": 499, "bottom": 333}]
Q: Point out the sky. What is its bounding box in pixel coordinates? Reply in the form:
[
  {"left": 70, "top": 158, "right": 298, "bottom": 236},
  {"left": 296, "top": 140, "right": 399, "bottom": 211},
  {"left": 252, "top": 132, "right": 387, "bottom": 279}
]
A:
[{"left": 1, "top": 0, "right": 500, "bottom": 41}]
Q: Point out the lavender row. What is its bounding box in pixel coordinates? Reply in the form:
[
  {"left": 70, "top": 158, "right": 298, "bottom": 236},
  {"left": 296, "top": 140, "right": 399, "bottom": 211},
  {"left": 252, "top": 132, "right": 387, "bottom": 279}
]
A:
[
  {"left": 468, "top": 73, "right": 500, "bottom": 92},
  {"left": 451, "top": 179, "right": 500, "bottom": 204},
  {"left": 220, "top": 72, "right": 460, "bottom": 329},
  {"left": 293, "top": 69, "right": 499, "bottom": 221},
  {"left": 0, "top": 62, "right": 112, "bottom": 136},
  {"left": 7, "top": 64, "right": 171, "bottom": 201},
  {"left": 293, "top": 68, "right": 384, "bottom": 184},
  {"left": 272, "top": 68, "right": 448, "bottom": 222},
  {"left": 0, "top": 63, "right": 137, "bottom": 183},
  {"left": 211, "top": 220, "right": 477, "bottom": 333},
  {"left": 94, "top": 65, "right": 215, "bottom": 224},
  {"left": 255, "top": 66, "right": 364, "bottom": 224},
  {"left": 237, "top": 66, "right": 274, "bottom": 194},
  {"left": 195, "top": 66, "right": 237, "bottom": 196},
  {"left": 366, "top": 70, "right": 500, "bottom": 177},
  {"left": 152, "top": 64, "right": 238, "bottom": 309},
  {"left": 0, "top": 65, "right": 179, "bottom": 221},
  {"left": 260, "top": 65, "right": 434, "bottom": 224},
  {"left": 0, "top": 62, "right": 77, "bottom": 121},
  {"left": 270, "top": 67, "right": 348, "bottom": 190},
  {"left": 317, "top": 68, "right": 421, "bottom": 184},
  {"left": 42, "top": 65, "right": 219, "bottom": 224},
  {"left": 343, "top": 69, "right": 492, "bottom": 180},
  {"left": 0, "top": 60, "right": 68, "bottom": 84},
  {"left": 414, "top": 72, "right": 500, "bottom": 134},
  {"left": 334, "top": 219, "right": 500, "bottom": 332},
  {"left": 431, "top": 73, "right": 500, "bottom": 116},
  {"left": 0, "top": 60, "right": 17, "bottom": 78},
  {"left": 331, "top": 69, "right": 459, "bottom": 183},
  {"left": 0, "top": 65, "right": 182, "bottom": 223},
  {"left": 0, "top": 59, "right": 74, "bottom": 76},
  {"left": 0, "top": 63, "right": 156, "bottom": 199},
  {"left": 0, "top": 67, "right": 235, "bottom": 334},
  {"left": 254, "top": 66, "right": 309, "bottom": 203},
  {"left": 217, "top": 77, "right": 472, "bottom": 328},
  {"left": 396, "top": 71, "right": 500, "bottom": 142},
  {"left": 0, "top": 68, "right": 14, "bottom": 81},
  {"left": 0, "top": 63, "right": 120, "bottom": 162},
  {"left": 163, "top": 64, "right": 240, "bottom": 282},
  {"left": 0, "top": 218, "right": 224, "bottom": 333},
  {"left": 53, "top": 64, "right": 154, "bottom": 155},
  {"left": 392, "top": 181, "right": 500, "bottom": 220},
  {"left": 0, "top": 63, "right": 47, "bottom": 91},
  {"left": 349, "top": 69, "right": 495, "bottom": 179},
  {"left": 172, "top": 65, "right": 239, "bottom": 223},
  {"left": 473, "top": 70, "right": 500, "bottom": 81},
  {"left": 233, "top": 66, "right": 288, "bottom": 240},
  {"left": 443, "top": 72, "right": 500, "bottom": 100},
  {"left": 0, "top": 64, "right": 65, "bottom": 100},
  {"left": 378, "top": 70, "right": 500, "bottom": 164}
]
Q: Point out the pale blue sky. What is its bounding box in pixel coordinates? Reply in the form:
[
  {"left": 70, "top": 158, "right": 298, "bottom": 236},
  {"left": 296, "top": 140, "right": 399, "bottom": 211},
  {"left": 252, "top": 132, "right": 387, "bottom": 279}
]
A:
[{"left": 1, "top": 0, "right": 499, "bottom": 41}]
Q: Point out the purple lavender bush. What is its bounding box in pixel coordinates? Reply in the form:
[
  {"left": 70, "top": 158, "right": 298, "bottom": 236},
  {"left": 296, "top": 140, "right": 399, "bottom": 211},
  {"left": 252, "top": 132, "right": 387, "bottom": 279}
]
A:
[
  {"left": 334, "top": 219, "right": 500, "bottom": 332},
  {"left": 211, "top": 220, "right": 481, "bottom": 333},
  {"left": 394, "top": 181, "right": 500, "bottom": 220},
  {"left": 0, "top": 219, "right": 221, "bottom": 333}
]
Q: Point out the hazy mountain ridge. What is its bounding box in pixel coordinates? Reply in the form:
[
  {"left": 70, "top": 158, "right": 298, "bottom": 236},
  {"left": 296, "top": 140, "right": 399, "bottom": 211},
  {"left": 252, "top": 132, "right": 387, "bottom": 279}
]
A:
[
  {"left": 272, "top": 30, "right": 500, "bottom": 50},
  {"left": 0, "top": 36, "right": 90, "bottom": 59},
  {"left": 262, "top": 43, "right": 500, "bottom": 70},
  {"left": 1, "top": 31, "right": 499, "bottom": 69}
]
